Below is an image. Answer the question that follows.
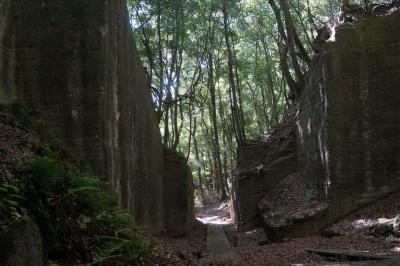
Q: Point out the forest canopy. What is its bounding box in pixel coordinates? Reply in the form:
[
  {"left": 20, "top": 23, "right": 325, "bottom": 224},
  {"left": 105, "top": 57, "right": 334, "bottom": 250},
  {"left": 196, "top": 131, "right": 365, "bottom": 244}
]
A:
[{"left": 127, "top": 0, "right": 379, "bottom": 200}]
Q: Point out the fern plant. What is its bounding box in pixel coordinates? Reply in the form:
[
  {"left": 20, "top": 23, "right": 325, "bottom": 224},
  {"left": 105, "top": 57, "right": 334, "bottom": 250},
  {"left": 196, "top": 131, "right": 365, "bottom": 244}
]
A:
[{"left": 0, "top": 183, "right": 24, "bottom": 217}]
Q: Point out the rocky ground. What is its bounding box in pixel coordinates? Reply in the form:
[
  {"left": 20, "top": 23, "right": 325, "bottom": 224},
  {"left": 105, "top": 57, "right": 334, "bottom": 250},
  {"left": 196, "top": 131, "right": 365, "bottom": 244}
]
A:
[
  {"left": 149, "top": 191, "right": 400, "bottom": 265},
  {"left": 146, "top": 220, "right": 207, "bottom": 265},
  {"left": 0, "top": 106, "right": 49, "bottom": 228}
]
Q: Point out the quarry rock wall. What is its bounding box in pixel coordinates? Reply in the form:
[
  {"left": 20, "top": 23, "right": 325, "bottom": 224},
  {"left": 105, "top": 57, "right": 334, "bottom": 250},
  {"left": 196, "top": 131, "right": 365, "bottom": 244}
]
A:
[
  {"left": 163, "top": 149, "right": 194, "bottom": 236},
  {"left": 0, "top": 0, "right": 193, "bottom": 234},
  {"left": 304, "top": 9, "right": 400, "bottom": 224},
  {"left": 232, "top": 124, "right": 297, "bottom": 228},
  {"left": 233, "top": 10, "right": 400, "bottom": 238}
]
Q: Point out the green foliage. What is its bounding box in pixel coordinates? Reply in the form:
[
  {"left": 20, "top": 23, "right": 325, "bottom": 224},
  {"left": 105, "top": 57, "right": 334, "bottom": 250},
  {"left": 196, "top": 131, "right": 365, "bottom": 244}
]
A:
[
  {"left": 131, "top": 0, "right": 382, "bottom": 199},
  {"left": 0, "top": 183, "right": 24, "bottom": 217},
  {"left": 31, "top": 155, "right": 57, "bottom": 179},
  {"left": 92, "top": 235, "right": 147, "bottom": 265},
  {"left": 90, "top": 209, "right": 148, "bottom": 265},
  {"left": 386, "top": 234, "right": 397, "bottom": 243},
  {"left": 22, "top": 154, "right": 147, "bottom": 265},
  {"left": 130, "top": 0, "right": 328, "bottom": 198},
  {"left": 15, "top": 106, "right": 51, "bottom": 139},
  {"left": 3, "top": 103, "right": 147, "bottom": 265},
  {"left": 65, "top": 171, "right": 106, "bottom": 211},
  {"left": 88, "top": 206, "right": 145, "bottom": 262},
  {"left": 47, "top": 262, "right": 61, "bottom": 266}
]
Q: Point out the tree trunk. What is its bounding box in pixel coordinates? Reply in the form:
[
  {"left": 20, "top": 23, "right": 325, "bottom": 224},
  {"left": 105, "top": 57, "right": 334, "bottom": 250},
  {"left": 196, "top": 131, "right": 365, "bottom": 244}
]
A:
[
  {"left": 208, "top": 52, "right": 228, "bottom": 200},
  {"left": 222, "top": 1, "right": 246, "bottom": 144},
  {"left": 193, "top": 117, "right": 205, "bottom": 203}
]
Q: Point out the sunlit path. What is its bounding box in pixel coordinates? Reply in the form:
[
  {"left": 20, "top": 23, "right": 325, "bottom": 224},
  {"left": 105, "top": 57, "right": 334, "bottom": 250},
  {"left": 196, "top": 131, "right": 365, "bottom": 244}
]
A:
[{"left": 196, "top": 201, "right": 232, "bottom": 225}]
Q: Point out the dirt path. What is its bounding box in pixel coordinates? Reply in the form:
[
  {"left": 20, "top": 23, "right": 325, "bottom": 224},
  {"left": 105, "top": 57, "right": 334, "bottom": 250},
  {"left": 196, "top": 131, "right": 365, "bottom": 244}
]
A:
[
  {"left": 206, "top": 224, "right": 233, "bottom": 256},
  {"left": 195, "top": 202, "right": 239, "bottom": 264}
]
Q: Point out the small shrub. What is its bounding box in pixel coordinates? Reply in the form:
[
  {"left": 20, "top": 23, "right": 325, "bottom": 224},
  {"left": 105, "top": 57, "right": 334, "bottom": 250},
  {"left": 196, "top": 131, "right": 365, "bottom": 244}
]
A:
[
  {"left": 31, "top": 155, "right": 58, "bottom": 181},
  {"left": 92, "top": 235, "right": 148, "bottom": 265},
  {"left": 2, "top": 106, "right": 148, "bottom": 264},
  {"left": 25, "top": 155, "right": 148, "bottom": 265},
  {"left": 91, "top": 209, "right": 148, "bottom": 265},
  {"left": 16, "top": 107, "right": 51, "bottom": 139},
  {"left": 29, "top": 154, "right": 66, "bottom": 209}
]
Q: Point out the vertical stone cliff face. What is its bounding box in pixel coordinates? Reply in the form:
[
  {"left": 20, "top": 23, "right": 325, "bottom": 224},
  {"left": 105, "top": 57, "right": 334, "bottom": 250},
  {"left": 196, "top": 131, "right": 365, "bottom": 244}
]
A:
[
  {"left": 233, "top": 10, "right": 400, "bottom": 238},
  {"left": 164, "top": 149, "right": 194, "bottom": 236},
  {"left": 298, "top": 9, "right": 400, "bottom": 225},
  {"left": 0, "top": 0, "right": 165, "bottom": 232},
  {"left": 232, "top": 121, "right": 297, "bottom": 228}
]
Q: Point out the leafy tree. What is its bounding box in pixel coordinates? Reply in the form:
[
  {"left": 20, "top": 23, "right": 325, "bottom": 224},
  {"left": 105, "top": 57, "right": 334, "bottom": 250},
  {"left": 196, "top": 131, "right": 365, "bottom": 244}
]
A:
[{"left": 128, "top": 0, "right": 359, "bottom": 201}]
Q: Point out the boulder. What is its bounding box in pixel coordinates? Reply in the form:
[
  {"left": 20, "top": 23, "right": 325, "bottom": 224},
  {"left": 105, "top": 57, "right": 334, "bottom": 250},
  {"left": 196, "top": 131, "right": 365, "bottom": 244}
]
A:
[
  {"left": 0, "top": 217, "right": 43, "bottom": 266},
  {"left": 257, "top": 173, "right": 328, "bottom": 240},
  {"left": 369, "top": 218, "right": 400, "bottom": 236}
]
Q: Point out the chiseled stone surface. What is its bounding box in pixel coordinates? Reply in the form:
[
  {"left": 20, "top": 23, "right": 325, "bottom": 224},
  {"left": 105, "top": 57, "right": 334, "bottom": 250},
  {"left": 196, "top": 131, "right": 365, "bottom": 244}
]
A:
[
  {"left": 0, "top": 0, "right": 165, "bottom": 232},
  {"left": 163, "top": 149, "right": 194, "bottom": 236},
  {"left": 232, "top": 123, "right": 297, "bottom": 229},
  {"left": 234, "top": 10, "right": 400, "bottom": 239},
  {"left": 296, "top": 9, "right": 400, "bottom": 236}
]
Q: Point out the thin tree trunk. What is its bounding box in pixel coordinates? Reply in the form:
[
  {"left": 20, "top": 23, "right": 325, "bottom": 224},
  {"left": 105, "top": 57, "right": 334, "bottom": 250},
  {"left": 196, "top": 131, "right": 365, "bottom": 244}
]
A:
[
  {"left": 208, "top": 52, "right": 228, "bottom": 200},
  {"left": 255, "top": 39, "right": 270, "bottom": 131},
  {"left": 193, "top": 117, "right": 205, "bottom": 203},
  {"left": 280, "top": 0, "right": 311, "bottom": 66},
  {"left": 222, "top": 1, "right": 245, "bottom": 143},
  {"left": 232, "top": 39, "right": 246, "bottom": 138},
  {"left": 268, "top": 0, "right": 304, "bottom": 97},
  {"left": 202, "top": 115, "right": 219, "bottom": 194},
  {"left": 260, "top": 38, "right": 279, "bottom": 127}
]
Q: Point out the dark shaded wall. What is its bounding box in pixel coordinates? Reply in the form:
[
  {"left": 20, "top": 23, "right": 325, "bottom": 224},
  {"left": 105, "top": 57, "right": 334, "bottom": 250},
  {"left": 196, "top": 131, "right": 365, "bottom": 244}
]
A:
[
  {"left": 0, "top": 0, "right": 165, "bottom": 232},
  {"left": 233, "top": 125, "right": 297, "bottom": 228},
  {"left": 314, "top": 10, "right": 400, "bottom": 218},
  {"left": 163, "top": 149, "right": 194, "bottom": 236},
  {"left": 289, "top": 10, "right": 400, "bottom": 236},
  {"left": 297, "top": 57, "right": 329, "bottom": 201},
  {"left": 233, "top": 10, "right": 400, "bottom": 237}
]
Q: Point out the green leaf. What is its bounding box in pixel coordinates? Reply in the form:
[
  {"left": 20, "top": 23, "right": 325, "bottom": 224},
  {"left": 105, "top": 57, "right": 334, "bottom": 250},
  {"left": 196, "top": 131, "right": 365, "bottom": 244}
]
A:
[
  {"left": 67, "top": 186, "right": 101, "bottom": 194},
  {"left": 2, "top": 184, "right": 20, "bottom": 193},
  {"left": 5, "top": 199, "right": 18, "bottom": 206}
]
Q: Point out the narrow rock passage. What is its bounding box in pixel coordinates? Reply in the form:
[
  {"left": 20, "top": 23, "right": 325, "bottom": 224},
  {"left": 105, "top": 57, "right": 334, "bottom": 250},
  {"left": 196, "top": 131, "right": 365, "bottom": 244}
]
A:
[
  {"left": 196, "top": 201, "right": 233, "bottom": 257},
  {"left": 196, "top": 201, "right": 240, "bottom": 263},
  {"left": 207, "top": 224, "right": 233, "bottom": 256}
]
